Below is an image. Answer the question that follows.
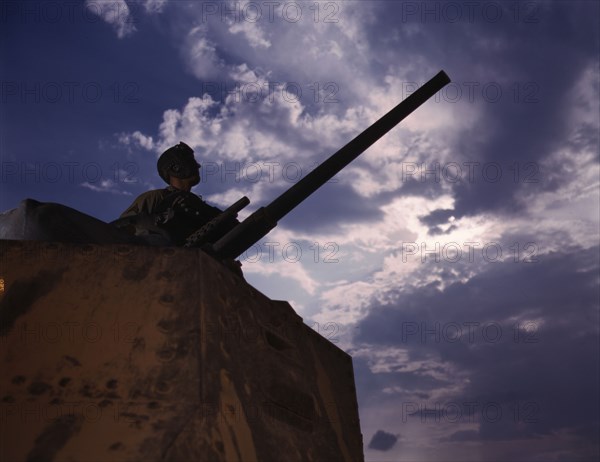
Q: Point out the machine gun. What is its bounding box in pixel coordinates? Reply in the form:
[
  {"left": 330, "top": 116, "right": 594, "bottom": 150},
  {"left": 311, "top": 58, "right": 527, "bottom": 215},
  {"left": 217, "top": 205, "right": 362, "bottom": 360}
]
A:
[
  {"left": 186, "top": 70, "right": 451, "bottom": 260},
  {"left": 184, "top": 196, "right": 250, "bottom": 248}
]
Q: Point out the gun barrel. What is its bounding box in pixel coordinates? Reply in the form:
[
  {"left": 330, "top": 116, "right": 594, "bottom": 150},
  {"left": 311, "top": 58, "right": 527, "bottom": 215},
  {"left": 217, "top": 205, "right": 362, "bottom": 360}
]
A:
[
  {"left": 184, "top": 196, "right": 250, "bottom": 248},
  {"left": 267, "top": 70, "right": 451, "bottom": 221},
  {"left": 212, "top": 70, "right": 451, "bottom": 260},
  {"left": 226, "top": 196, "right": 251, "bottom": 213}
]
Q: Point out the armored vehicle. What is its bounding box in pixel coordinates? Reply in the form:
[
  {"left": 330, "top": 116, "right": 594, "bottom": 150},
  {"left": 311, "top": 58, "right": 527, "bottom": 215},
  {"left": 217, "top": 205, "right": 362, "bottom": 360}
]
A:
[{"left": 0, "top": 71, "right": 450, "bottom": 461}]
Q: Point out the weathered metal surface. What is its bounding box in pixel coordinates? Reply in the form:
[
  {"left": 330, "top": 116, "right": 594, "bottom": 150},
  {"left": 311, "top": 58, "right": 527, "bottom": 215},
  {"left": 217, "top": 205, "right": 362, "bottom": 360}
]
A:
[{"left": 0, "top": 240, "right": 364, "bottom": 461}]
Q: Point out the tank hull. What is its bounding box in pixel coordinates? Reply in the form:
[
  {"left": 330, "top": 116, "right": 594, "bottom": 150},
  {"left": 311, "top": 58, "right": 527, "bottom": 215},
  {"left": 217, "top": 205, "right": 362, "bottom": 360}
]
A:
[{"left": 0, "top": 240, "right": 364, "bottom": 461}]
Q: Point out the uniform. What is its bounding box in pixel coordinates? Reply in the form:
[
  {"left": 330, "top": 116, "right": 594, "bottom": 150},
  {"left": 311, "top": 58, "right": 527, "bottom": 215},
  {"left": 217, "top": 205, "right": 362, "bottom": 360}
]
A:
[
  {"left": 119, "top": 187, "right": 177, "bottom": 218},
  {"left": 115, "top": 186, "right": 238, "bottom": 247}
]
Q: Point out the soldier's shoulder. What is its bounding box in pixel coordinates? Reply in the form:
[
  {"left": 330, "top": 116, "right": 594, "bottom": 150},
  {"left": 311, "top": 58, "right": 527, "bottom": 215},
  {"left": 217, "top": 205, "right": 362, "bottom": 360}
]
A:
[
  {"left": 136, "top": 188, "right": 169, "bottom": 200},
  {"left": 120, "top": 188, "right": 170, "bottom": 217}
]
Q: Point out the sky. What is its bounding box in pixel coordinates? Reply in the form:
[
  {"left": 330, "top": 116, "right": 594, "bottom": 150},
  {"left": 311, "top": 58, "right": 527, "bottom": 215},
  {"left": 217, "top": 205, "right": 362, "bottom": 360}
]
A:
[{"left": 1, "top": 0, "right": 599, "bottom": 461}]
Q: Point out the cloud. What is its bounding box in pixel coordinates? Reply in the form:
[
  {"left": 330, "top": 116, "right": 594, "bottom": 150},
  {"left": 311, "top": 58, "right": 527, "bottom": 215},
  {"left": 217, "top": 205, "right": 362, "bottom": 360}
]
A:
[
  {"left": 85, "top": 0, "right": 170, "bottom": 38},
  {"left": 85, "top": 0, "right": 136, "bottom": 38},
  {"left": 118, "top": 131, "right": 155, "bottom": 151},
  {"left": 242, "top": 253, "right": 319, "bottom": 295},
  {"left": 184, "top": 26, "right": 226, "bottom": 79},
  {"left": 142, "top": 0, "right": 169, "bottom": 15},
  {"left": 368, "top": 429, "right": 400, "bottom": 451},
  {"left": 80, "top": 179, "right": 133, "bottom": 195},
  {"left": 227, "top": 1, "right": 271, "bottom": 49}
]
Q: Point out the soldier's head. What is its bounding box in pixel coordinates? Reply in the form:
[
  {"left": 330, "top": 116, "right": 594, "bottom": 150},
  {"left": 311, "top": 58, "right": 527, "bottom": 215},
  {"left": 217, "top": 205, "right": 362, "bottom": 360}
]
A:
[{"left": 157, "top": 142, "right": 201, "bottom": 190}]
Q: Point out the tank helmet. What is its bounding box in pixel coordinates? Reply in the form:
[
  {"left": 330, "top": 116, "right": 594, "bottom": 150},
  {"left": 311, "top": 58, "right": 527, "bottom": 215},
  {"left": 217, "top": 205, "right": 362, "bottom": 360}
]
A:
[{"left": 157, "top": 142, "right": 201, "bottom": 184}]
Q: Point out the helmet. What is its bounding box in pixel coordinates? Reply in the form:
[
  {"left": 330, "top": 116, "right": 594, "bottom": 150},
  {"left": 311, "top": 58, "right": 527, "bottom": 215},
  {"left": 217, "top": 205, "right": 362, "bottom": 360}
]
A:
[{"left": 157, "top": 142, "right": 201, "bottom": 184}]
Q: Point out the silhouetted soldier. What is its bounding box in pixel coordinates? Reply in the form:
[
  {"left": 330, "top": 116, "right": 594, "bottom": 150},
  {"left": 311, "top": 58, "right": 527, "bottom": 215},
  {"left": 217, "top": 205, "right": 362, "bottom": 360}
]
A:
[{"left": 115, "top": 142, "right": 239, "bottom": 247}]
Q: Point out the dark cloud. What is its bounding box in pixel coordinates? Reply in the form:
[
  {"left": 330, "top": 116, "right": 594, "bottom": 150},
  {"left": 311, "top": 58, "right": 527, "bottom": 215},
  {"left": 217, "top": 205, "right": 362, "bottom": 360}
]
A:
[
  {"left": 364, "top": 1, "right": 599, "bottom": 223},
  {"left": 368, "top": 429, "right": 400, "bottom": 451},
  {"left": 355, "top": 245, "right": 599, "bottom": 456},
  {"left": 276, "top": 181, "right": 383, "bottom": 233},
  {"left": 419, "top": 208, "right": 457, "bottom": 234}
]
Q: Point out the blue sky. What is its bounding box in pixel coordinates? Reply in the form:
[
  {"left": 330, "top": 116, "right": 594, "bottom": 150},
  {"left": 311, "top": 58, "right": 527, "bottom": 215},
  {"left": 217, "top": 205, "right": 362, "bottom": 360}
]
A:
[{"left": 1, "top": 1, "right": 599, "bottom": 460}]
